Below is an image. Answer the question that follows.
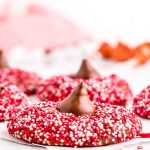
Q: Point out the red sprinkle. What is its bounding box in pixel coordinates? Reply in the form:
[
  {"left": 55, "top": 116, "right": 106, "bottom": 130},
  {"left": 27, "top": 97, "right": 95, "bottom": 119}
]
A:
[
  {"left": 139, "top": 133, "right": 150, "bottom": 138},
  {"left": 137, "top": 145, "right": 143, "bottom": 149}
]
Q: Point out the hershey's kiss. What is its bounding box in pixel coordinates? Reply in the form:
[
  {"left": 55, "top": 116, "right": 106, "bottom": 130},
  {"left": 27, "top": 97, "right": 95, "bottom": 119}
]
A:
[
  {"left": 71, "top": 59, "right": 100, "bottom": 79},
  {"left": 58, "top": 82, "right": 95, "bottom": 116},
  {"left": 0, "top": 50, "right": 9, "bottom": 68}
]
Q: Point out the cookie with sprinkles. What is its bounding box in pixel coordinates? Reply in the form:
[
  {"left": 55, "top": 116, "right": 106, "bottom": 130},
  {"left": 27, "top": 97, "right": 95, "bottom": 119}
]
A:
[
  {"left": 7, "top": 82, "right": 142, "bottom": 147},
  {"left": 0, "top": 81, "right": 28, "bottom": 121},
  {"left": 133, "top": 85, "right": 150, "bottom": 119},
  {"left": 37, "top": 59, "right": 133, "bottom": 106},
  {"left": 0, "top": 68, "right": 42, "bottom": 95}
]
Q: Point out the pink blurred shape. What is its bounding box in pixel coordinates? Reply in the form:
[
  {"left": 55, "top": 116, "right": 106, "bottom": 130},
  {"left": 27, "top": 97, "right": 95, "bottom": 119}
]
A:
[{"left": 0, "top": 4, "right": 91, "bottom": 51}]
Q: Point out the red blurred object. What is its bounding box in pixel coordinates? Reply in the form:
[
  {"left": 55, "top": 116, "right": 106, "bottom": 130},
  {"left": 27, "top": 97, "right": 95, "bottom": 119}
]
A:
[
  {"left": 99, "top": 42, "right": 112, "bottom": 58},
  {"left": 99, "top": 41, "right": 150, "bottom": 64},
  {"left": 99, "top": 42, "right": 133, "bottom": 61},
  {"left": 0, "top": 5, "right": 91, "bottom": 51},
  {"left": 134, "top": 43, "right": 150, "bottom": 64},
  {"left": 139, "top": 133, "right": 150, "bottom": 138},
  {"left": 111, "top": 42, "right": 133, "bottom": 61}
]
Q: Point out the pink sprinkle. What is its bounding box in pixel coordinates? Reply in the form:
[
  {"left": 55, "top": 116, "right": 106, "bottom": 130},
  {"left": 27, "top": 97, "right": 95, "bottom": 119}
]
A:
[{"left": 137, "top": 145, "right": 143, "bottom": 149}]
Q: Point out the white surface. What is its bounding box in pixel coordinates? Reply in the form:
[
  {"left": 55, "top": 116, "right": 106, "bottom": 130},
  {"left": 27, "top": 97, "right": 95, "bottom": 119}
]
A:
[{"left": 49, "top": 0, "right": 150, "bottom": 46}]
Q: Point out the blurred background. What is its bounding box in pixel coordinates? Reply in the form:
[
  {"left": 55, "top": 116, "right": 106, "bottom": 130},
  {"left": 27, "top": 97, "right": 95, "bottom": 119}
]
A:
[
  {"left": 1, "top": 0, "right": 150, "bottom": 94},
  {"left": 0, "top": 0, "right": 150, "bottom": 44}
]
